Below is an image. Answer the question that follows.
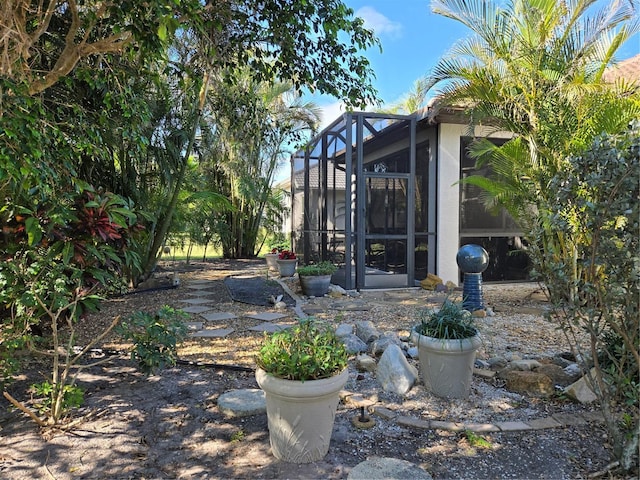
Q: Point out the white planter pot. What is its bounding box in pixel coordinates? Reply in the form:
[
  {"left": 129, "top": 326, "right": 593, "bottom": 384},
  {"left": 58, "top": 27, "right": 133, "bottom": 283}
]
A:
[
  {"left": 299, "top": 274, "right": 332, "bottom": 297},
  {"left": 255, "top": 368, "right": 349, "bottom": 463},
  {"left": 410, "top": 328, "right": 481, "bottom": 399},
  {"left": 265, "top": 253, "right": 279, "bottom": 272}
]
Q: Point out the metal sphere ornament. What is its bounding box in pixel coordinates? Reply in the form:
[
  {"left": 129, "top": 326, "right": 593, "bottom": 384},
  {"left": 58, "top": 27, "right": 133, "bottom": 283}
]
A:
[
  {"left": 456, "top": 244, "right": 489, "bottom": 312},
  {"left": 456, "top": 244, "right": 489, "bottom": 274}
]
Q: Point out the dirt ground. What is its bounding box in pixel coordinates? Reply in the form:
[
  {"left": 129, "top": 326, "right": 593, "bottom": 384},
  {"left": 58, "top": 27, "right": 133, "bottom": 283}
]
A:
[{"left": 0, "top": 259, "right": 630, "bottom": 479}]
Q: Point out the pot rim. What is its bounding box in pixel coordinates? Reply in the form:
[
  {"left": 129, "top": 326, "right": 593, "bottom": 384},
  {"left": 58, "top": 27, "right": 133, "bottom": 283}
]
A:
[
  {"left": 410, "top": 326, "right": 482, "bottom": 352},
  {"left": 255, "top": 367, "right": 349, "bottom": 398}
]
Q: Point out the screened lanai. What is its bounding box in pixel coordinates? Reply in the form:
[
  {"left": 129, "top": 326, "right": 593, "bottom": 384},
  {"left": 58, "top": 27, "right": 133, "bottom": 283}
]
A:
[{"left": 290, "top": 112, "right": 437, "bottom": 290}]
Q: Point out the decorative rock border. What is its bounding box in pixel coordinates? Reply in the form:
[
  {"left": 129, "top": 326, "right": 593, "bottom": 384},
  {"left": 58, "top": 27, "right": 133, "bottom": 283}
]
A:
[
  {"left": 370, "top": 405, "right": 604, "bottom": 433},
  {"left": 219, "top": 388, "right": 605, "bottom": 434}
]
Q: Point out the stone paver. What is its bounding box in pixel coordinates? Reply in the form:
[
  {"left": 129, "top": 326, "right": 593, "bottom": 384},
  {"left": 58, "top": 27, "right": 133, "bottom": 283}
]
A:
[
  {"left": 217, "top": 389, "right": 265, "bottom": 417},
  {"left": 247, "top": 322, "right": 291, "bottom": 333},
  {"left": 551, "top": 413, "right": 587, "bottom": 426},
  {"left": 430, "top": 420, "right": 466, "bottom": 432},
  {"left": 185, "top": 290, "right": 216, "bottom": 297},
  {"left": 190, "top": 328, "right": 234, "bottom": 338},
  {"left": 396, "top": 416, "right": 430, "bottom": 430},
  {"left": 179, "top": 298, "right": 216, "bottom": 305},
  {"left": 186, "top": 322, "right": 204, "bottom": 330},
  {"left": 463, "top": 423, "right": 501, "bottom": 432},
  {"left": 181, "top": 305, "right": 214, "bottom": 314},
  {"left": 496, "top": 421, "right": 532, "bottom": 431},
  {"left": 372, "top": 407, "right": 398, "bottom": 420},
  {"left": 526, "top": 417, "right": 563, "bottom": 430},
  {"left": 200, "top": 312, "right": 237, "bottom": 322},
  {"left": 245, "top": 312, "right": 288, "bottom": 321},
  {"left": 186, "top": 284, "right": 214, "bottom": 290}
]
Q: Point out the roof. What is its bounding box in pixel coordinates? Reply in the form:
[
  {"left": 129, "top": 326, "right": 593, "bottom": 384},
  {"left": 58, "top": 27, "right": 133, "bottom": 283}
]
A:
[{"left": 603, "top": 54, "right": 640, "bottom": 83}]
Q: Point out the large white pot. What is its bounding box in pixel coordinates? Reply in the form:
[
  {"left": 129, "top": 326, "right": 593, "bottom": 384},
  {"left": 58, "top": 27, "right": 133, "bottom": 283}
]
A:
[
  {"left": 410, "top": 328, "right": 482, "bottom": 399},
  {"left": 264, "top": 253, "right": 279, "bottom": 272},
  {"left": 255, "top": 367, "right": 349, "bottom": 463}
]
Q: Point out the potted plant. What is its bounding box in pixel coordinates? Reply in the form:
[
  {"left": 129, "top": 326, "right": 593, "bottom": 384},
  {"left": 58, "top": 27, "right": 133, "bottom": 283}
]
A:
[
  {"left": 264, "top": 247, "right": 281, "bottom": 272},
  {"left": 297, "top": 261, "right": 338, "bottom": 297},
  {"left": 255, "top": 319, "right": 349, "bottom": 463},
  {"left": 410, "top": 298, "right": 482, "bottom": 399},
  {"left": 276, "top": 250, "right": 297, "bottom": 277}
]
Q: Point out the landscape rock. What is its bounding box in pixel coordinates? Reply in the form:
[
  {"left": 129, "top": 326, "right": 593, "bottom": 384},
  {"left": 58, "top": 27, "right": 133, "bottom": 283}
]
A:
[
  {"left": 217, "top": 389, "right": 266, "bottom": 417},
  {"left": 355, "top": 354, "right": 378, "bottom": 373},
  {"left": 376, "top": 344, "right": 418, "bottom": 395},
  {"left": 355, "top": 320, "right": 380, "bottom": 344},
  {"left": 533, "top": 363, "right": 574, "bottom": 387},
  {"left": 335, "top": 323, "right": 354, "bottom": 338},
  {"left": 503, "top": 370, "right": 555, "bottom": 397},
  {"left": 328, "top": 284, "right": 347, "bottom": 296},
  {"left": 420, "top": 273, "right": 443, "bottom": 290},
  {"left": 564, "top": 368, "right": 598, "bottom": 404},
  {"left": 563, "top": 363, "right": 582, "bottom": 379},
  {"left": 511, "top": 359, "right": 542, "bottom": 371},
  {"left": 487, "top": 356, "right": 508, "bottom": 369},
  {"left": 343, "top": 334, "right": 369, "bottom": 354},
  {"left": 370, "top": 332, "right": 402, "bottom": 356}
]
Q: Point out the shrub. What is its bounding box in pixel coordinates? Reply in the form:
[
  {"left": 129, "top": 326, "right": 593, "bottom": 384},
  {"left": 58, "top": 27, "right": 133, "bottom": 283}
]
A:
[
  {"left": 255, "top": 319, "right": 348, "bottom": 381},
  {"left": 415, "top": 298, "right": 478, "bottom": 340},
  {"left": 297, "top": 261, "right": 338, "bottom": 276}
]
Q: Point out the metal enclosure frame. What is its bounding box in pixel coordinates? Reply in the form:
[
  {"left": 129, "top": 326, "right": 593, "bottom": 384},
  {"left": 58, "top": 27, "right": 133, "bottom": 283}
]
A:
[{"left": 290, "top": 111, "right": 426, "bottom": 290}]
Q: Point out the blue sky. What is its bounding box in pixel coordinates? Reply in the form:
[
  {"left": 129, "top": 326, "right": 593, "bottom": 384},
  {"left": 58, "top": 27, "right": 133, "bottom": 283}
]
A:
[{"left": 309, "top": 0, "right": 640, "bottom": 128}]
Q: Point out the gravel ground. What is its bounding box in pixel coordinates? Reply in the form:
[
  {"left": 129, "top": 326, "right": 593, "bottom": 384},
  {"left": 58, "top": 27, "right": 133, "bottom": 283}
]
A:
[{"left": 0, "top": 259, "right": 629, "bottom": 480}]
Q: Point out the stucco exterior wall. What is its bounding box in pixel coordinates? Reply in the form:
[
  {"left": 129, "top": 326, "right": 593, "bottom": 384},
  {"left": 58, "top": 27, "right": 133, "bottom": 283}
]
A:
[{"left": 436, "top": 124, "right": 513, "bottom": 284}]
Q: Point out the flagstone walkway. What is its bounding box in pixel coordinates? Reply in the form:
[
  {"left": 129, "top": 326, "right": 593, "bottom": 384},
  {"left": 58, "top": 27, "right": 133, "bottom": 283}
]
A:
[{"left": 178, "top": 278, "right": 295, "bottom": 338}]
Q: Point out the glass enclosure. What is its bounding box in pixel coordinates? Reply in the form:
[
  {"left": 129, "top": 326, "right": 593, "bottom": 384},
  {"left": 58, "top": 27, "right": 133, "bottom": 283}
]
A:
[{"left": 290, "top": 112, "right": 433, "bottom": 290}]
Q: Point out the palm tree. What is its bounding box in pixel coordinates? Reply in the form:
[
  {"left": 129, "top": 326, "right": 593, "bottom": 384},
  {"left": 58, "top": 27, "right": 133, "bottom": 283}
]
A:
[
  {"left": 198, "top": 74, "right": 321, "bottom": 258},
  {"left": 384, "top": 76, "right": 430, "bottom": 114},
  {"left": 426, "top": 0, "right": 640, "bottom": 470},
  {"left": 427, "top": 0, "right": 639, "bottom": 226}
]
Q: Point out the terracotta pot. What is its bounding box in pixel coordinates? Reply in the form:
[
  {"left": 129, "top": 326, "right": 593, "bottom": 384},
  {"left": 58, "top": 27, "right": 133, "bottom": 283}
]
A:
[
  {"left": 255, "top": 368, "right": 349, "bottom": 463},
  {"left": 276, "top": 258, "right": 297, "bottom": 277},
  {"left": 410, "top": 328, "right": 482, "bottom": 399}
]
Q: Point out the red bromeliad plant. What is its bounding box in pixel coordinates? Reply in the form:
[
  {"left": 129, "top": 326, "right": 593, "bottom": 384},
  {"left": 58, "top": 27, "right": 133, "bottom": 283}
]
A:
[{"left": 278, "top": 250, "right": 296, "bottom": 260}]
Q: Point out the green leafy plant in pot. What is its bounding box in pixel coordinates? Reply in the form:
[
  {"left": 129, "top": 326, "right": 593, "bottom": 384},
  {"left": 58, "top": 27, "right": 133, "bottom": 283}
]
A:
[
  {"left": 410, "top": 298, "right": 482, "bottom": 399},
  {"left": 297, "top": 261, "right": 338, "bottom": 297},
  {"left": 255, "top": 319, "right": 349, "bottom": 463}
]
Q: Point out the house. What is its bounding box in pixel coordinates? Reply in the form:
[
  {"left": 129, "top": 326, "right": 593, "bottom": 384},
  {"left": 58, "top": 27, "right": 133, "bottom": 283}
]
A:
[{"left": 287, "top": 55, "right": 639, "bottom": 290}]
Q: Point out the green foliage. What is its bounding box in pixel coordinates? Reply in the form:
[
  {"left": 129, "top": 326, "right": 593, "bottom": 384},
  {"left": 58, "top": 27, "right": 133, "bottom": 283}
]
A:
[
  {"left": 464, "top": 430, "right": 492, "bottom": 449},
  {"left": 297, "top": 261, "right": 338, "bottom": 276},
  {"left": 415, "top": 298, "right": 478, "bottom": 340},
  {"left": 532, "top": 125, "right": 639, "bottom": 470},
  {"left": 255, "top": 319, "right": 348, "bottom": 381},
  {"left": 30, "top": 382, "right": 84, "bottom": 417},
  {"left": 117, "top": 307, "right": 189, "bottom": 375}
]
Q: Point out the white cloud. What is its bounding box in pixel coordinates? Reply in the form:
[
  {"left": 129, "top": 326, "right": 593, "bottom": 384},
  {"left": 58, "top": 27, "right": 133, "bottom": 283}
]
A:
[
  {"left": 319, "top": 101, "right": 347, "bottom": 129},
  {"left": 355, "top": 6, "right": 403, "bottom": 39}
]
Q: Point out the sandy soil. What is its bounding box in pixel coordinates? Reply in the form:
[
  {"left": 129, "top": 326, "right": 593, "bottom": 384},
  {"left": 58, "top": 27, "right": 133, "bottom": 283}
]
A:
[{"left": 0, "top": 259, "right": 626, "bottom": 479}]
